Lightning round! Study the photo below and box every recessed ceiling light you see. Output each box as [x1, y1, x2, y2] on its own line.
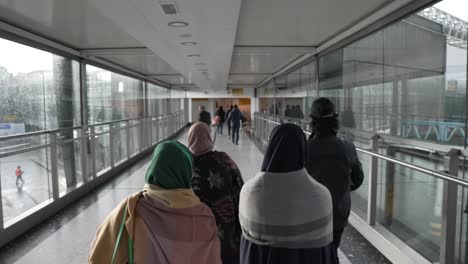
[168, 21, 189, 27]
[181, 41, 197, 46]
[179, 33, 192, 38]
[187, 54, 200, 58]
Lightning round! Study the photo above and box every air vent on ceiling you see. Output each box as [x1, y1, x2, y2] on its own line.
[160, 1, 179, 15]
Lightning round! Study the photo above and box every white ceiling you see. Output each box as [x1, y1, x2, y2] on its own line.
[88, 0, 242, 91]
[0, 0, 408, 91]
[0, 0, 142, 48]
[236, 0, 393, 46]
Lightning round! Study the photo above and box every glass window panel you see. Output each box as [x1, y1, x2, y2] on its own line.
[258, 82, 276, 115]
[0, 37, 81, 224]
[318, 49, 344, 113]
[303, 61, 317, 118]
[376, 149, 446, 262]
[86, 65, 144, 124]
[276, 71, 306, 122]
[0, 38, 81, 133]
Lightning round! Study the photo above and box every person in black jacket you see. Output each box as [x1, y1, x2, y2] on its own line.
[230, 105, 242, 145]
[198, 105, 211, 126]
[305, 98, 364, 256]
[215, 106, 226, 135]
[226, 105, 233, 139]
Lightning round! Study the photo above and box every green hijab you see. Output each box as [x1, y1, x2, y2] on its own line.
[145, 140, 193, 189]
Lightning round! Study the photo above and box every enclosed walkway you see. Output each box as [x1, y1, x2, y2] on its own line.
[0, 129, 391, 264]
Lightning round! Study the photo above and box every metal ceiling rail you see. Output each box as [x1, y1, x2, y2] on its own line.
[418, 7, 468, 49]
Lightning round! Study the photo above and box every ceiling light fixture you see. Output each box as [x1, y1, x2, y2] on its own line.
[179, 33, 192, 38]
[195, 62, 206, 66]
[187, 54, 200, 58]
[180, 41, 197, 46]
[168, 21, 189, 27]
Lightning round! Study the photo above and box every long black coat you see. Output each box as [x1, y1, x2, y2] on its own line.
[306, 135, 364, 231]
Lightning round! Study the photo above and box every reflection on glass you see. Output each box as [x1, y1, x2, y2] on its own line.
[258, 82, 276, 115]
[276, 71, 306, 122]
[148, 83, 170, 116]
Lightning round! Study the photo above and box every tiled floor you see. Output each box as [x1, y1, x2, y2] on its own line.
[0, 130, 386, 264]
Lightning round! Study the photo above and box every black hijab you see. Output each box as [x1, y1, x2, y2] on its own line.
[261, 123, 307, 173]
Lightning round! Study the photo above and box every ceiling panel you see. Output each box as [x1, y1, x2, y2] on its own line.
[236, 0, 393, 46]
[228, 74, 270, 85]
[152, 74, 192, 86]
[0, 0, 143, 48]
[230, 47, 315, 74]
[97, 53, 180, 76]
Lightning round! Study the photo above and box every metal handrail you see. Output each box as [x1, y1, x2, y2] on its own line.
[358, 148, 468, 188]
[0, 113, 181, 158]
[0, 137, 78, 159]
[88, 111, 181, 127]
[89, 116, 144, 127]
[254, 113, 468, 188]
[0, 126, 81, 141]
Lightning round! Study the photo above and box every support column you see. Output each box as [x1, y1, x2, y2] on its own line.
[390, 79, 399, 136]
[440, 149, 460, 264]
[52, 56, 76, 188]
[367, 135, 379, 225]
[384, 145, 396, 226]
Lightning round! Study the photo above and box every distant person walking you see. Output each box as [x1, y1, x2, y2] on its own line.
[198, 105, 211, 126]
[284, 105, 291, 117]
[215, 106, 226, 135]
[230, 105, 242, 145]
[15, 166, 24, 188]
[226, 105, 234, 139]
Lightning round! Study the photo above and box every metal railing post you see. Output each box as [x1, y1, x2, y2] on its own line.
[147, 117, 153, 148]
[155, 118, 160, 143]
[109, 123, 114, 169]
[440, 149, 460, 264]
[0, 157, 4, 230]
[50, 133, 59, 200]
[171, 113, 175, 133]
[367, 135, 379, 225]
[126, 121, 131, 159]
[80, 129, 89, 183]
[90, 126, 97, 179]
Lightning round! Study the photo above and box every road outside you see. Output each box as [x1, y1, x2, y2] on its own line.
[1, 150, 67, 224]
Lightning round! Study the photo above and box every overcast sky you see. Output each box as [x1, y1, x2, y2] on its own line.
[435, 0, 468, 21]
[0, 0, 466, 75]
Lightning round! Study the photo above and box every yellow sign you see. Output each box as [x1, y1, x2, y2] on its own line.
[231, 88, 244, 96]
[447, 80, 458, 92]
[4, 114, 16, 122]
[238, 98, 250, 106]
